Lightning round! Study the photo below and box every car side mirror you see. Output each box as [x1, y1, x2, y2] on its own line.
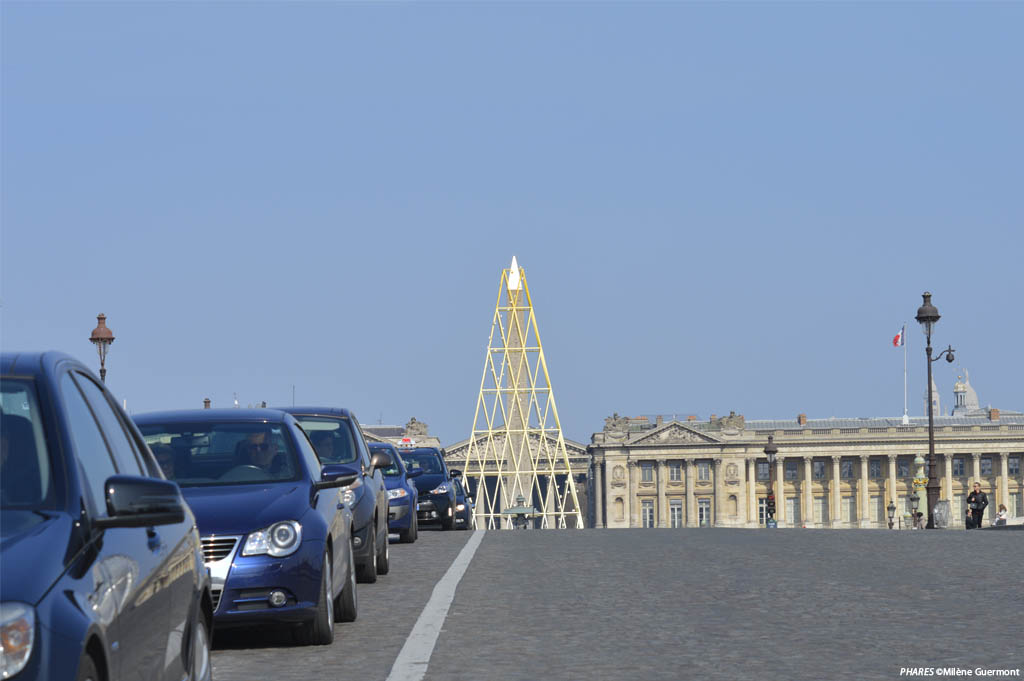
[317, 464, 359, 490]
[406, 469, 423, 479]
[92, 475, 186, 530]
[448, 468, 462, 478]
[369, 451, 393, 472]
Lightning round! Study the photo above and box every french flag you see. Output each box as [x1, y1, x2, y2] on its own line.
[893, 325, 905, 347]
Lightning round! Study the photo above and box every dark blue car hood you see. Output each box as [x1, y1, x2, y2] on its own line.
[0, 512, 73, 606]
[181, 482, 311, 536]
[383, 475, 408, 491]
[410, 473, 447, 494]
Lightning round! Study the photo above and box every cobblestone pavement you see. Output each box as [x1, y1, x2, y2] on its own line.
[211, 528, 1023, 681]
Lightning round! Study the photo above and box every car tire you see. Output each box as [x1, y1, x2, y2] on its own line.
[376, 524, 390, 575]
[295, 550, 334, 646]
[400, 512, 417, 543]
[190, 615, 212, 681]
[441, 509, 455, 531]
[75, 654, 100, 681]
[335, 541, 358, 623]
[355, 527, 378, 584]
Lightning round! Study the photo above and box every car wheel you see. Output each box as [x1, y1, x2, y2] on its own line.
[75, 654, 100, 681]
[190, 615, 212, 681]
[295, 550, 334, 645]
[441, 509, 455, 531]
[376, 524, 390, 575]
[335, 540, 358, 622]
[356, 527, 378, 584]
[400, 512, 417, 543]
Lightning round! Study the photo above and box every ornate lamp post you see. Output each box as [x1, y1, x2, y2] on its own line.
[763, 436, 778, 528]
[887, 500, 897, 529]
[89, 313, 115, 383]
[915, 292, 955, 529]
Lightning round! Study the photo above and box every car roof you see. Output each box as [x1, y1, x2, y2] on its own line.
[133, 408, 295, 425]
[396, 446, 443, 456]
[1, 351, 79, 377]
[278, 406, 356, 419]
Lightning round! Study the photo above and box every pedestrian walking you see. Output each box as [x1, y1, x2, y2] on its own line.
[966, 482, 988, 530]
[993, 504, 1008, 527]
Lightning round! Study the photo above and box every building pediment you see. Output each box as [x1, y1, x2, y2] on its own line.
[632, 423, 721, 445]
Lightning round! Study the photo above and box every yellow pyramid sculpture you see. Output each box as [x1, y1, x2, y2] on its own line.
[462, 257, 584, 529]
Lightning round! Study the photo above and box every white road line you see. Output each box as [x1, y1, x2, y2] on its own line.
[385, 530, 485, 681]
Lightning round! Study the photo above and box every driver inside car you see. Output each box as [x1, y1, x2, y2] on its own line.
[241, 429, 288, 476]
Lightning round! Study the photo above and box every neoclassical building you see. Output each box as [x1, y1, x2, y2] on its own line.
[589, 378, 1023, 530]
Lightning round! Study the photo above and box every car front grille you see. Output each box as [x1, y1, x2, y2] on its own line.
[200, 535, 240, 564]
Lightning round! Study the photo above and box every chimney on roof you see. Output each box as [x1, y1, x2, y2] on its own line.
[656, 415, 663, 426]
[687, 415, 697, 422]
[989, 408, 1000, 421]
[797, 413, 808, 426]
[203, 398, 211, 409]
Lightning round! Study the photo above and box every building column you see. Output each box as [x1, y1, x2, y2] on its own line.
[887, 454, 898, 513]
[802, 457, 813, 527]
[627, 461, 637, 528]
[713, 458, 724, 527]
[747, 457, 757, 526]
[971, 453, 982, 489]
[831, 456, 842, 528]
[942, 453, 953, 503]
[656, 459, 668, 528]
[593, 459, 604, 528]
[775, 458, 785, 525]
[685, 459, 697, 527]
[858, 455, 870, 528]
[999, 452, 1010, 510]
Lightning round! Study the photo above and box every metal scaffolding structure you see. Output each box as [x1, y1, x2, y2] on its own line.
[462, 257, 584, 529]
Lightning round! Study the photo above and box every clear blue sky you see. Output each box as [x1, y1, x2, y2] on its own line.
[2, 2, 1021, 445]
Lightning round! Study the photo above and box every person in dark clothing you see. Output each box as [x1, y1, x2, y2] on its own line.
[966, 482, 988, 529]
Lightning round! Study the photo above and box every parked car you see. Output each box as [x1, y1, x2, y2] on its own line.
[370, 442, 420, 542]
[0, 351, 213, 681]
[452, 475, 474, 530]
[396, 447, 460, 530]
[281, 408, 391, 583]
[133, 409, 358, 645]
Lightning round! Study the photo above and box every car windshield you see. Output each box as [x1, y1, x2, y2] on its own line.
[372, 448, 403, 477]
[399, 449, 443, 474]
[0, 378, 56, 510]
[292, 416, 359, 465]
[138, 422, 300, 487]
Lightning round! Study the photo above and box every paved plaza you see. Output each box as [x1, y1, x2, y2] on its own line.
[212, 528, 1023, 681]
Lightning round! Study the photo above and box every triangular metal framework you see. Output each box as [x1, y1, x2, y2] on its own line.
[463, 257, 584, 529]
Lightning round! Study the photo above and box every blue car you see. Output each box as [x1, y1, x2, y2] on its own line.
[281, 408, 392, 584]
[370, 442, 420, 543]
[134, 409, 359, 646]
[0, 352, 213, 681]
[397, 447, 461, 530]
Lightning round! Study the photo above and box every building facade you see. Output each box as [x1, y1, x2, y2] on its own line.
[590, 408, 1024, 530]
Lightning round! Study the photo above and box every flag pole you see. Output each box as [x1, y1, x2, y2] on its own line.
[902, 321, 909, 425]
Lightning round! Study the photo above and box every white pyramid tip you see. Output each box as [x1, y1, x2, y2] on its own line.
[507, 256, 522, 291]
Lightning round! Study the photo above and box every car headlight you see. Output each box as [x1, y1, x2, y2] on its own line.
[242, 520, 302, 557]
[429, 482, 450, 495]
[456, 503, 466, 511]
[388, 488, 408, 500]
[341, 477, 364, 506]
[0, 603, 35, 678]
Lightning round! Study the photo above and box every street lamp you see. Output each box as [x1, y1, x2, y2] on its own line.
[915, 292, 955, 529]
[910, 491, 921, 528]
[887, 500, 897, 529]
[89, 313, 115, 383]
[763, 436, 778, 528]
